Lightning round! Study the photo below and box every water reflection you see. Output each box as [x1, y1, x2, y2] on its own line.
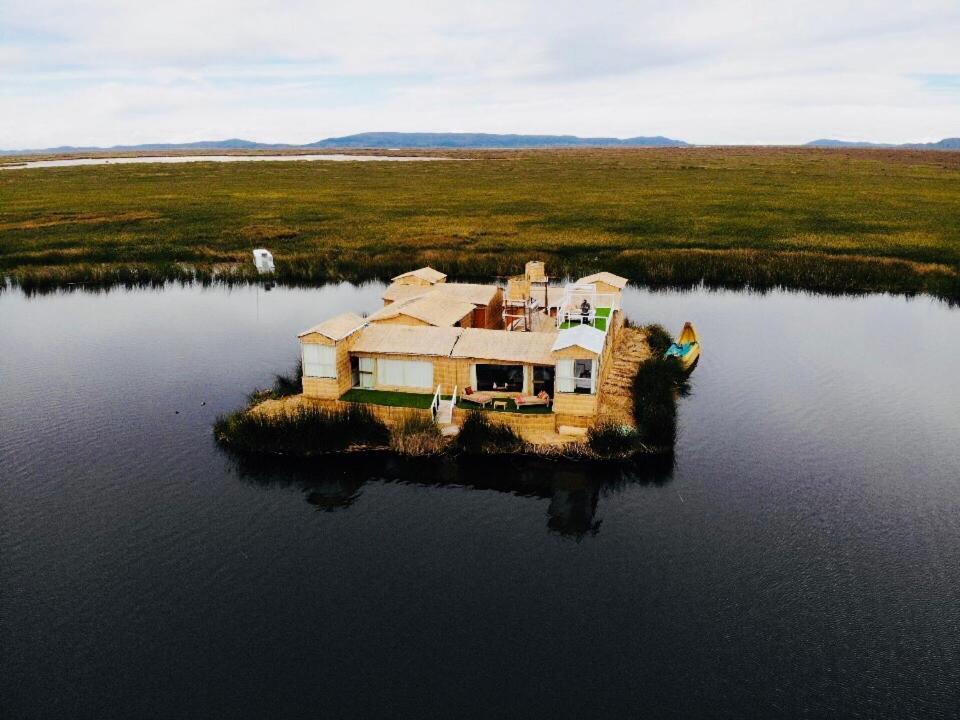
[233, 454, 674, 538]
[6, 283, 960, 718]
[0, 153, 450, 170]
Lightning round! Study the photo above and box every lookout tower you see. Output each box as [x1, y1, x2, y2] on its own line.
[503, 260, 551, 331]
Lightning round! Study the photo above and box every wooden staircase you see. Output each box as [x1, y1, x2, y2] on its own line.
[596, 327, 651, 427]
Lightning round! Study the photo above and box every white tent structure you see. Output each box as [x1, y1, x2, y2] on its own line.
[252, 249, 275, 274]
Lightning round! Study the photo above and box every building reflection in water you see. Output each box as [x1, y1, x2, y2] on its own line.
[233, 453, 673, 540]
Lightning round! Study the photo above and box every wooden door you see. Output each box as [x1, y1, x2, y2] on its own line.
[472, 306, 487, 328]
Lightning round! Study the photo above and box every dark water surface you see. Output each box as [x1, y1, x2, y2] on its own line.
[2, 283, 959, 719]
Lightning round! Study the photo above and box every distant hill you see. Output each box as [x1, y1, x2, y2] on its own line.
[0, 132, 688, 155]
[307, 132, 689, 148]
[806, 138, 960, 150]
[0, 138, 293, 155]
[5, 133, 958, 155]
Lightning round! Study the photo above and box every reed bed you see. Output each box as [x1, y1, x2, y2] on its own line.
[631, 355, 690, 449]
[587, 422, 647, 458]
[642, 323, 675, 356]
[3, 148, 959, 299]
[247, 361, 304, 404]
[214, 404, 390, 456]
[454, 411, 526, 455]
[389, 412, 447, 457]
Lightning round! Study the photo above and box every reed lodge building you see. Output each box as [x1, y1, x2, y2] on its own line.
[297, 262, 633, 437]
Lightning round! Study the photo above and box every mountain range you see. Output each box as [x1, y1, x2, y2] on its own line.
[2, 133, 959, 154]
[0, 132, 689, 155]
[805, 138, 960, 150]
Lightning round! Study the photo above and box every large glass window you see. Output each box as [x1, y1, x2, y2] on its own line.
[376, 359, 434, 389]
[475, 364, 524, 393]
[302, 343, 336, 378]
[555, 358, 594, 394]
[533, 366, 554, 396]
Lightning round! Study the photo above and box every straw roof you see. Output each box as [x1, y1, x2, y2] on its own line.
[297, 312, 366, 341]
[528, 311, 557, 333]
[352, 325, 463, 356]
[367, 294, 474, 327]
[382, 280, 499, 306]
[552, 325, 606, 355]
[432, 282, 499, 306]
[528, 285, 563, 308]
[451, 328, 558, 365]
[577, 271, 629, 289]
[391, 266, 447, 284]
[405, 296, 475, 326]
[365, 303, 405, 322]
[381, 283, 431, 303]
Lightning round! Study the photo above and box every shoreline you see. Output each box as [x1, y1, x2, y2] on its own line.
[5, 248, 959, 302]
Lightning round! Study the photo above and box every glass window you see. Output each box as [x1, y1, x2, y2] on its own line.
[302, 343, 336, 378]
[375, 359, 434, 389]
[475, 364, 524, 392]
[574, 359, 594, 393]
[556, 358, 594, 394]
[533, 366, 554, 396]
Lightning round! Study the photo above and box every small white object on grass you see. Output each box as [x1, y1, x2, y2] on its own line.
[252, 249, 275, 274]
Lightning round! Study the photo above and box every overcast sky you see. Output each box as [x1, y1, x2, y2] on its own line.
[1, 0, 959, 148]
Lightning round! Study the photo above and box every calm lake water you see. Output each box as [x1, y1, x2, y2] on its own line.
[2, 282, 959, 719]
[0, 154, 449, 170]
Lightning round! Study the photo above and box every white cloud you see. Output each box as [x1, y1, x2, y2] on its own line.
[1, 0, 959, 147]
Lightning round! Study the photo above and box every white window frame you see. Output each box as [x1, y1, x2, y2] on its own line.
[555, 358, 595, 394]
[302, 343, 337, 379]
[357, 357, 375, 389]
[375, 358, 434, 389]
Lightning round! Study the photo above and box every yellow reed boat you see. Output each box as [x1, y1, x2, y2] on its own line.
[665, 322, 700, 370]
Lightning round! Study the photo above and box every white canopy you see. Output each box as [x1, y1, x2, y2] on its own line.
[551, 324, 606, 356]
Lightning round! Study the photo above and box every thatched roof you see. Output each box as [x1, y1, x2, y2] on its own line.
[451, 328, 558, 365]
[298, 312, 366, 341]
[528, 311, 557, 332]
[382, 283, 431, 303]
[528, 285, 563, 308]
[382, 281, 500, 307]
[391, 266, 447, 284]
[367, 294, 475, 327]
[352, 325, 463, 356]
[577, 271, 629, 290]
[433, 282, 500, 306]
[552, 325, 606, 355]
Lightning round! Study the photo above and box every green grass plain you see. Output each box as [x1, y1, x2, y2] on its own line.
[1, 147, 958, 297]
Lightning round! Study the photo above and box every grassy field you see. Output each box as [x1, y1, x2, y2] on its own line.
[1, 147, 959, 298]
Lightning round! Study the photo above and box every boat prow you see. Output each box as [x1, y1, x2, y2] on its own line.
[665, 321, 700, 370]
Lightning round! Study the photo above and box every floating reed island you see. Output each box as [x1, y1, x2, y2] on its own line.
[214, 262, 694, 463]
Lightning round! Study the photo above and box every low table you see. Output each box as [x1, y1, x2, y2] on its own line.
[492, 400, 508, 411]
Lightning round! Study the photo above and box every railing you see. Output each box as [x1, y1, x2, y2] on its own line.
[429, 384, 442, 420]
[555, 375, 596, 394]
[557, 309, 597, 328]
[435, 385, 457, 425]
[554, 285, 620, 330]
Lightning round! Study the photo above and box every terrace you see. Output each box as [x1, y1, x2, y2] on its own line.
[554, 284, 618, 333]
[559, 306, 611, 331]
